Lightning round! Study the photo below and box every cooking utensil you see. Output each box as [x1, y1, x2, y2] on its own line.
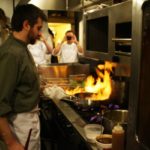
[95, 134, 112, 150]
[62, 92, 110, 109]
[84, 124, 104, 143]
[75, 92, 110, 105]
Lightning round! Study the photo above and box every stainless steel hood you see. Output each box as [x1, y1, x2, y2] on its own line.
[17, 0, 67, 10]
[68, 0, 112, 11]
[17, 0, 111, 11]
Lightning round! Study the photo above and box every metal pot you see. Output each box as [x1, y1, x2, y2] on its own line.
[102, 109, 128, 133]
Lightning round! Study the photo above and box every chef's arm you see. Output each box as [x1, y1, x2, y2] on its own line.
[0, 117, 24, 150]
[53, 42, 62, 55]
[43, 39, 53, 54]
[40, 33, 53, 54]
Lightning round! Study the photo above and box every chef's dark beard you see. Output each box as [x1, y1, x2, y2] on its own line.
[28, 30, 37, 44]
[29, 38, 36, 44]
[28, 34, 36, 44]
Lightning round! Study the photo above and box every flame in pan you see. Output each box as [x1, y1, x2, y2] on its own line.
[65, 61, 116, 100]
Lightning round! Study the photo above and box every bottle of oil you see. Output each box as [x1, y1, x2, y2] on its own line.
[112, 123, 125, 150]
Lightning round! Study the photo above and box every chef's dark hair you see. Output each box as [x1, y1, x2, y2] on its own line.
[48, 28, 54, 38]
[11, 4, 47, 31]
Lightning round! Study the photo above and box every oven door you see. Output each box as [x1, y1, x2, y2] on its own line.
[127, 0, 150, 150]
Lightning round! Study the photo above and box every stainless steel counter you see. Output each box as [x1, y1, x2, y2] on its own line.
[50, 98, 98, 150]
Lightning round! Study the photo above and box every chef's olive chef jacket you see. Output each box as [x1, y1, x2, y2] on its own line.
[0, 35, 40, 117]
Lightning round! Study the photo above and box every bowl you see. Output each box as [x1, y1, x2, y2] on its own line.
[95, 134, 112, 150]
[84, 124, 104, 143]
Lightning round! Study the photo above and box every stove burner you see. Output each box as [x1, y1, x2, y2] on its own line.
[62, 99, 119, 124]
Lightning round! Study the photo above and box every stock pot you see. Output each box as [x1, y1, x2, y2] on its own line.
[102, 109, 128, 133]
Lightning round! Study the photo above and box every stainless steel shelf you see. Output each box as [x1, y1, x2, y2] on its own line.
[115, 51, 131, 56]
[112, 38, 132, 46]
[112, 38, 132, 43]
[112, 38, 132, 42]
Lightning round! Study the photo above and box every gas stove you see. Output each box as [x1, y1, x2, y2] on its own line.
[61, 99, 120, 125]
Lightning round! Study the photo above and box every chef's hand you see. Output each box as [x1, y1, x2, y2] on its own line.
[73, 35, 78, 44]
[39, 33, 47, 42]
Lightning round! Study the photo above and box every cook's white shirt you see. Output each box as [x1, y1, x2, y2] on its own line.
[28, 41, 48, 66]
[58, 43, 80, 63]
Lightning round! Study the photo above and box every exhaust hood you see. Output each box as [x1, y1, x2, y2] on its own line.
[17, 0, 111, 11]
[18, 0, 67, 10]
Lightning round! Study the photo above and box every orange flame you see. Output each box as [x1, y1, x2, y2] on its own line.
[65, 61, 116, 101]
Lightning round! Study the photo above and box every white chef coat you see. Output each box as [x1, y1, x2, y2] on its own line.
[28, 40, 50, 66]
[57, 43, 81, 63]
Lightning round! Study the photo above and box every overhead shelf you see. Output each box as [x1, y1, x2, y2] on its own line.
[112, 38, 132, 46]
[68, 0, 112, 11]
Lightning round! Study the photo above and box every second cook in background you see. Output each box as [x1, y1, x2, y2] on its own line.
[53, 30, 83, 63]
[28, 30, 53, 66]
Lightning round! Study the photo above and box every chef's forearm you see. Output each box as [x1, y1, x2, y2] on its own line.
[0, 117, 17, 146]
[43, 40, 53, 54]
[53, 43, 62, 55]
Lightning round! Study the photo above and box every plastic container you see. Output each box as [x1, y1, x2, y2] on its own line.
[112, 123, 125, 150]
[84, 124, 104, 143]
[95, 134, 112, 150]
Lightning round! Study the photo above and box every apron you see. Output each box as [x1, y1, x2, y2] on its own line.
[9, 107, 40, 150]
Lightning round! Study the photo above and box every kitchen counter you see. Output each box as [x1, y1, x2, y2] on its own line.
[44, 98, 98, 150]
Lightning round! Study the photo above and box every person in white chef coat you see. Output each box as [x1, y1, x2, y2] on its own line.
[28, 30, 53, 66]
[53, 30, 83, 63]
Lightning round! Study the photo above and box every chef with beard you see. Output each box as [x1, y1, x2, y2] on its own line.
[0, 4, 47, 150]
